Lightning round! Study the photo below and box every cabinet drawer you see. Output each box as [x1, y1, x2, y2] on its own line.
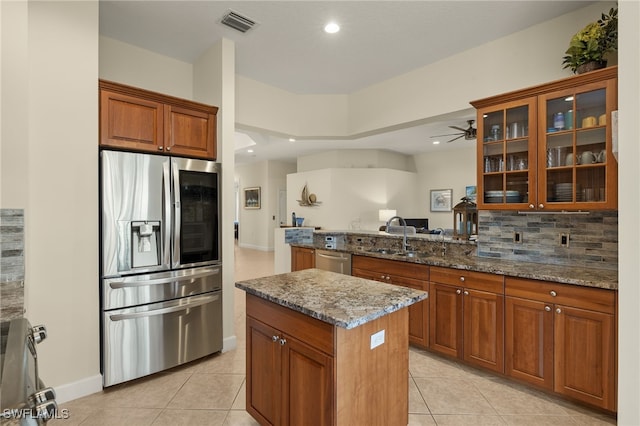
[246, 294, 335, 355]
[430, 266, 504, 294]
[352, 255, 429, 280]
[505, 277, 616, 314]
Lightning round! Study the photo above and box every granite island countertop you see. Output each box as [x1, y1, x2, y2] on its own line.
[235, 268, 428, 329]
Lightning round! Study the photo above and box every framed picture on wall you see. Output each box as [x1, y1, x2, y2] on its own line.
[430, 189, 452, 212]
[465, 185, 477, 203]
[244, 187, 261, 209]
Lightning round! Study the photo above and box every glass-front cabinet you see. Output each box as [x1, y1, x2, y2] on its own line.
[477, 99, 536, 209]
[472, 66, 617, 211]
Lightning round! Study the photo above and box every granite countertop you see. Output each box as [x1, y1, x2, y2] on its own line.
[235, 268, 428, 329]
[291, 233, 618, 290]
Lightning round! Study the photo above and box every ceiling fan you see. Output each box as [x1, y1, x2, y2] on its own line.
[430, 119, 477, 143]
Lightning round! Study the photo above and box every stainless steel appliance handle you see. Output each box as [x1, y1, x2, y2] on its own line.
[171, 159, 182, 268]
[162, 160, 172, 267]
[109, 293, 220, 321]
[316, 252, 348, 260]
[109, 268, 220, 289]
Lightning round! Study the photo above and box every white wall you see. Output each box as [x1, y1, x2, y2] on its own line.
[617, 1, 640, 424]
[287, 168, 419, 231]
[414, 145, 477, 230]
[297, 149, 416, 173]
[99, 36, 193, 99]
[235, 160, 296, 250]
[1, 1, 102, 402]
[192, 39, 237, 352]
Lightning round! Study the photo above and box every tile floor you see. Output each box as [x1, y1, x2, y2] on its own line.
[53, 245, 617, 425]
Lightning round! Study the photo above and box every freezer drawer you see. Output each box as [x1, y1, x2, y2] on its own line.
[102, 291, 222, 387]
[102, 265, 221, 310]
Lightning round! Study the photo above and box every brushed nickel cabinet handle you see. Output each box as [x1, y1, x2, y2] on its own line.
[556, 308, 562, 314]
[456, 289, 462, 295]
[544, 306, 551, 312]
[550, 290, 557, 297]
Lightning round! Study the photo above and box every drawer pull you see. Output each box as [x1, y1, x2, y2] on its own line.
[459, 276, 465, 282]
[544, 306, 551, 312]
[550, 290, 557, 297]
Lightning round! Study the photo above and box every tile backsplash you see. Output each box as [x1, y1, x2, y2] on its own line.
[477, 210, 618, 270]
[1, 209, 25, 321]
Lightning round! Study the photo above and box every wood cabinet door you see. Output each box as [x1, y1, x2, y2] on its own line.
[429, 283, 462, 358]
[554, 305, 616, 411]
[100, 90, 164, 152]
[391, 275, 428, 349]
[463, 289, 504, 373]
[246, 318, 281, 426]
[282, 336, 334, 426]
[505, 297, 553, 390]
[291, 247, 315, 271]
[164, 105, 216, 159]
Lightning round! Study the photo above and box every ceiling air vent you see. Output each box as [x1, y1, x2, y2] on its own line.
[220, 10, 257, 33]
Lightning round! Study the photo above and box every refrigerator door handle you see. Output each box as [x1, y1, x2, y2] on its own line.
[162, 160, 172, 268]
[109, 293, 220, 321]
[108, 268, 220, 289]
[171, 159, 182, 268]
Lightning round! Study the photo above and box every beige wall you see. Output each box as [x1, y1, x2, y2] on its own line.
[0, 1, 102, 401]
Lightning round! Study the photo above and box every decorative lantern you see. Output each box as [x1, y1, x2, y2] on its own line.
[453, 197, 478, 240]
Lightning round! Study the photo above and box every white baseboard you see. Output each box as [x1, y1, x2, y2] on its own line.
[54, 374, 103, 404]
[223, 335, 237, 352]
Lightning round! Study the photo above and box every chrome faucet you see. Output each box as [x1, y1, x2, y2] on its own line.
[434, 228, 446, 256]
[385, 216, 410, 253]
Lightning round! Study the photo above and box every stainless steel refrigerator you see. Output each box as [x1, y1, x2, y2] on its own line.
[100, 150, 222, 387]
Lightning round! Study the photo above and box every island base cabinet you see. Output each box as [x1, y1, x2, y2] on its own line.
[245, 294, 410, 426]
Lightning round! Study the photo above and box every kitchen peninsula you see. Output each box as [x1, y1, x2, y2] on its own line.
[235, 268, 428, 426]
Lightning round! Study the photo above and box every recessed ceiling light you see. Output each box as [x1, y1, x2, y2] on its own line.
[289, 138, 296, 142]
[432, 141, 441, 145]
[324, 22, 340, 34]
[247, 149, 254, 153]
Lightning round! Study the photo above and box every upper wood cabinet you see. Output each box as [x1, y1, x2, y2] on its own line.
[99, 80, 218, 160]
[471, 66, 617, 211]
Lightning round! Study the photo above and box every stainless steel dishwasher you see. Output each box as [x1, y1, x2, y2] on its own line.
[315, 249, 352, 275]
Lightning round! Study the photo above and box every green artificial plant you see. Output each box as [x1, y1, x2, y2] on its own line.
[562, 7, 618, 73]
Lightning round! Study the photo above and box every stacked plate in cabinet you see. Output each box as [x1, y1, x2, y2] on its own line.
[485, 190, 521, 203]
[554, 183, 574, 202]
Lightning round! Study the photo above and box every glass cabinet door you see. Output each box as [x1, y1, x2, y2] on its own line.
[478, 99, 535, 208]
[539, 83, 611, 209]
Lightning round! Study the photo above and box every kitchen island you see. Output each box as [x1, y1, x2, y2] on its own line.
[235, 268, 428, 426]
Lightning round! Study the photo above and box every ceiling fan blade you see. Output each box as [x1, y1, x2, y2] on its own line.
[448, 125, 468, 132]
[430, 132, 463, 138]
[446, 134, 465, 143]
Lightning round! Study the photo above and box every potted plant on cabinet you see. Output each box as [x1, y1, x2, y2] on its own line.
[562, 7, 618, 74]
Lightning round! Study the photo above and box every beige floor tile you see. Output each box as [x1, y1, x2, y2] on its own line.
[167, 374, 245, 410]
[70, 372, 192, 409]
[408, 413, 437, 425]
[47, 405, 91, 426]
[232, 380, 247, 410]
[569, 414, 617, 425]
[500, 414, 581, 425]
[223, 409, 261, 426]
[150, 409, 228, 425]
[409, 378, 430, 414]
[413, 377, 498, 415]
[473, 377, 573, 416]
[195, 349, 246, 375]
[409, 349, 468, 379]
[76, 407, 161, 426]
[432, 414, 507, 425]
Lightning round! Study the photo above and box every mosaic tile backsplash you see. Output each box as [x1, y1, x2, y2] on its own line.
[477, 210, 617, 270]
[1, 209, 25, 321]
